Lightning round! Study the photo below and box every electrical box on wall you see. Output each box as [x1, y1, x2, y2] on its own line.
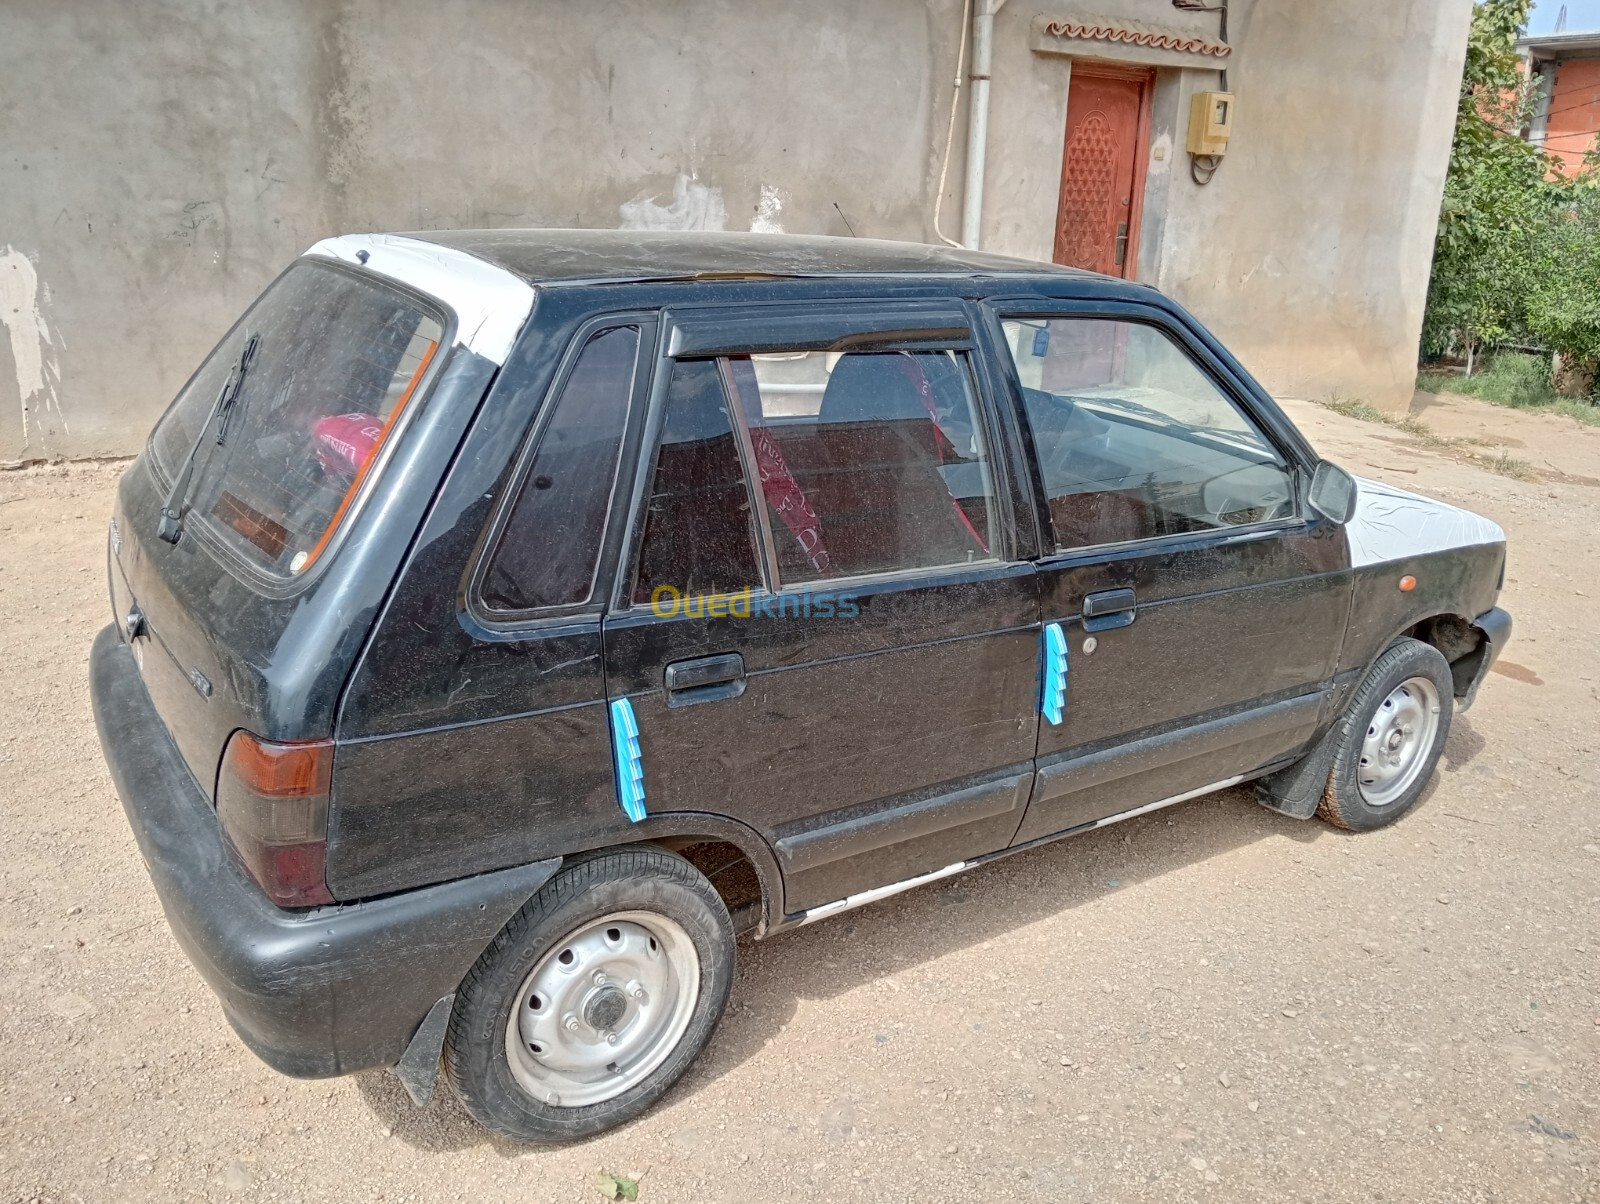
[1187, 91, 1234, 156]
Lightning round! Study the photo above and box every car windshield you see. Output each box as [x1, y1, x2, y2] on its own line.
[150, 262, 444, 579]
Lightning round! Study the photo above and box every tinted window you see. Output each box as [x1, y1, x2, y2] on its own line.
[482, 325, 641, 612]
[726, 349, 996, 583]
[150, 262, 444, 577]
[632, 359, 762, 604]
[1001, 318, 1295, 550]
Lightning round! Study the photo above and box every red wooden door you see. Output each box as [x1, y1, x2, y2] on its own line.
[1053, 71, 1149, 277]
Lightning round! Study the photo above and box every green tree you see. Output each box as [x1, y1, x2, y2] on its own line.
[1423, 0, 1552, 367]
[1526, 192, 1600, 367]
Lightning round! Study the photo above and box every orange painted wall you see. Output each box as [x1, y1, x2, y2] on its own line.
[1542, 57, 1600, 175]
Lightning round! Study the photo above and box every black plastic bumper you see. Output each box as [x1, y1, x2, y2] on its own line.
[89, 624, 560, 1077]
[1459, 606, 1513, 711]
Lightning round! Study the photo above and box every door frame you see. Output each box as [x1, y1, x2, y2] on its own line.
[974, 295, 1348, 844]
[1053, 62, 1155, 280]
[608, 299, 1041, 612]
[598, 298, 1047, 916]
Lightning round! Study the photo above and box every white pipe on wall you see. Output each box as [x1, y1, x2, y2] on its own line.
[960, 0, 1005, 249]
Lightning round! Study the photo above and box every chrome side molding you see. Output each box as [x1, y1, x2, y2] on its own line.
[796, 861, 969, 926]
[793, 775, 1246, 926]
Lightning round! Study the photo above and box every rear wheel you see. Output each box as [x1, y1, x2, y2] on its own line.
[1318, 638, 1453, 831]
[445, 847, 734, 1142]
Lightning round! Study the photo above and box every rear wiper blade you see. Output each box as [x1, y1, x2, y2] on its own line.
[157, 333, 259, 545]
[212, 332, 260, 449]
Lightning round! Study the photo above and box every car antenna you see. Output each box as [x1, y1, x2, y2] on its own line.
[833, 202, 858, 237]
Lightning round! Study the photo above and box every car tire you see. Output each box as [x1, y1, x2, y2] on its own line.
[1318, 637, 1454, 832]
[445, 846, 734, 1143]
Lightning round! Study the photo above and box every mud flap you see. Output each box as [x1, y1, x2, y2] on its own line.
[1253, 721, 1342, 820]
[391, 994, 454, 1107]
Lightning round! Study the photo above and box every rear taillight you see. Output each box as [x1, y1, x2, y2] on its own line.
[215, 732, 335, 907]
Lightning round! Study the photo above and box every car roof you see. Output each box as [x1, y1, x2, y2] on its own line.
[402, 228, 1098, 287]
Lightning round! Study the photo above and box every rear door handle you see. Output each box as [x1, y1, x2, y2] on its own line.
[664, 653, 746, 707]
[1082, 588, 1137, 632]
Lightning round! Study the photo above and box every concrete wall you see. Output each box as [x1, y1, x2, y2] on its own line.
[0, 0, 1468, 462]
[1, 0, 958, 461]
[1, 1, 335, 461]
[980, 0, 1473, 413]
[1149, 0, 1472, 413]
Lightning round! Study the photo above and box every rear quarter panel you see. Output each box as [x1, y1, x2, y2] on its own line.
[107, 349, 499, 797]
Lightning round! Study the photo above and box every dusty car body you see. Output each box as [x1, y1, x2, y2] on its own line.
[90, 230, 1510, 1140]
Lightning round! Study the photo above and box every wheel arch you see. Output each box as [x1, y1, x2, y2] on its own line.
[1399, 612, 1490, 701]
[581, 811, 786, 937]
[1259, 618, 1473, 822]
[1346, 611, 1485, 707]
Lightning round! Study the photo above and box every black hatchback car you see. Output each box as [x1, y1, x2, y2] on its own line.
[92, 230, 1511, 1141]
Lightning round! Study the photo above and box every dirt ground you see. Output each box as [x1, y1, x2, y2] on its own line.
[1, 390, 1596, 1203]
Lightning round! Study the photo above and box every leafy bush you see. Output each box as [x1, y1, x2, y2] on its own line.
[1421, 352, 1552, 405]
[1418, 351, 1600, 423]
[1525, 196, 1600, 364]
[1424, 0, 1542, 357]
[1423, 1, 1600, 371]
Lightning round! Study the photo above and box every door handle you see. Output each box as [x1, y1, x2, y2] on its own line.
[1114, 222, 1129, 269]
[664, 653, 746, 707]
[1082, 588, 1137, 632]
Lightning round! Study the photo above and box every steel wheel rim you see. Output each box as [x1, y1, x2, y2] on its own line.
[1358, 676, 1442, 808]
[504, 910, 700, 1108]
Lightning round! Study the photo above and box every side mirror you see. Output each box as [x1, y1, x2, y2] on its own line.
[1308, 460, 1358, 524]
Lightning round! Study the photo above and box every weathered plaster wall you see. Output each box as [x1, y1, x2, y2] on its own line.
[0, 0, 952, 461]
[0, 1, 335, 462]
[321, 0, 942, 240]
[980, 0, 1473, 413]
[0, 0, 1466, 460]
[1146, 0, 1473, 412]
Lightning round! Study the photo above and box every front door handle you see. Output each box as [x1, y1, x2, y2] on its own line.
[1082, 588, 1137, 632]
[664, 653, 746, 707]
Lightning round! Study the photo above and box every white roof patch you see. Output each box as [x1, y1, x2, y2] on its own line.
[303, 233, 534, 366]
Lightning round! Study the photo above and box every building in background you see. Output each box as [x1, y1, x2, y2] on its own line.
[1519, 27, 1600, 174]
[0, 0, 1473, 462]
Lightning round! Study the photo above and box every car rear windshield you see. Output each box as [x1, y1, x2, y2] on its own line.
[150, 260, 445, 579]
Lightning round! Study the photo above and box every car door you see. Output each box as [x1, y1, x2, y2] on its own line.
[601, 302, 1042, 918]
[986, 302, 1352, 845]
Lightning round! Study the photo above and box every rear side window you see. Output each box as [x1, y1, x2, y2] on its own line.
[726, 350, 996, 582]
[631, 359, 762, 604]
[481, 325, 642, 612]
[629, 344, 998, 607]
[151, 261, 444, 578]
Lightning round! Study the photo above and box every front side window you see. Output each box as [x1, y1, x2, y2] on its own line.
[1001, 318, 1295, 551]
[481, 325, 641, 612]
[151, 261, 444, 577]
[726, 349, 996, 582]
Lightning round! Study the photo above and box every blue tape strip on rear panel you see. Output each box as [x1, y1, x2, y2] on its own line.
[609, 698, 647, 823]
[1040, 622, 1067, 726]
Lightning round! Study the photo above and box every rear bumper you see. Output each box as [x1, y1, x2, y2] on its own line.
[89, 624, 560, 1077]
[1458, 606, 1513, 711]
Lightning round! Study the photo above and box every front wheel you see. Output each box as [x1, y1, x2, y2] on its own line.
[445, 847, 734, 1142]
[1318, 637, 1454, 831]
